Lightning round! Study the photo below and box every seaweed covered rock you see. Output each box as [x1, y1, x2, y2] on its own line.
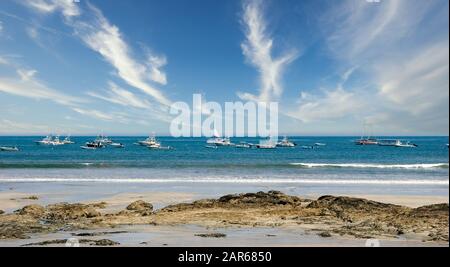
[218, 191, 305, 206]
[126, 200, 153, 216]
[307, 196, 405, 213]
[16, 205, 46, 218]
[44, 203, 101, 221]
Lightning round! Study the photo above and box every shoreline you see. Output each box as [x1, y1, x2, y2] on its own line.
[0, 190, 448, 247]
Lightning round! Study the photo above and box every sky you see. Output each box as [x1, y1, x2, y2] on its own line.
[0, 0, 448, 136]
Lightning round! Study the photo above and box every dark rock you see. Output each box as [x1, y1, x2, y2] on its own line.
[318, 232, 332, 238]
[195, 233, 227, 238]
[22, 239, 68, 247]
[0, 210, 4, 215]
[307, 196, 404, 213]
[21, 196, 39, 200]
[80, 239, 120, 246]
[72, 231, 128, 237]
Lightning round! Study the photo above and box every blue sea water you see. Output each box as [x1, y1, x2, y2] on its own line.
[0, 136, 448, 197]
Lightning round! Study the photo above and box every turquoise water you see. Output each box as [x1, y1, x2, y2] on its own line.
[0, 136, 448, 197]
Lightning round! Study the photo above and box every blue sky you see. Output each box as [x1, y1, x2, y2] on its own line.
[0, 0, 448, 136]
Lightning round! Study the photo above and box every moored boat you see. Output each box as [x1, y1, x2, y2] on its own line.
[0, 146, 19, 152]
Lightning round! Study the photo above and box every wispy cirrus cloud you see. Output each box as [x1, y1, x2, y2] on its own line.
[23, 0, 80, 18]
[87, 82, 152, 110]
[72, 4, 171, 106]
[0, 66, 83, 107]
[22, 0, 172, 107]
[292, 0, 449, 134]
[71, 107, 114, 121]
[238, 0, 298, 103]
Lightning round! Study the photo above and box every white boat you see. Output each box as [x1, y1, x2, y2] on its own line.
[206, 130, 232, 146]
[0, 146, 19, 152]
[62, 136, 75, 144]
[148, 145, 172, 150]
[138, 135, 160, 147]
[276, 136, 296, 147]
[355, 124, 378, 145]
[254, 138, 277, 149]
[235, 143, 251, 149]
[51, 136, 65, 146]
[35, 135, 64, 146]
[207, 137, 232, 146]
[35, 135, 54, 145]
[81, 141, 105, 150]
[110, 143, 125, 148]
[95, 135, 112, 145]
[314, 143, 326, 146]
[394, 140, 418, 148]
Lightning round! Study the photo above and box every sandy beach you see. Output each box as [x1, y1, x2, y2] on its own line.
[0, 190, 448, 247]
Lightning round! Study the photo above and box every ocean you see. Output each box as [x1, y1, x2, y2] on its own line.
[0, 136, 448, 199]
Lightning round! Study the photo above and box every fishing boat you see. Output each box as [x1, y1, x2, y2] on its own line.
[355, 138, 378, 145]
[62, 136, 75, 145]
[0, 146, 19, 152]
[95, 135, 112, 145]
[81, 141, 105, 150]
[206, 130, 232, 146]
[110, 143, 125, 148]
[314, 143, 326, 146]
[207, 137, 232, 146]
[35, 135, 54, 145]
[276, 136, 296, 147]
[51, 136, 65, 146]
[394, 140, 418, 148]
[355, 124, 378, 145]
[255, 138, 277, 149]
[138, 135, 160, 147]
[235, 142, 251, 149]
[148, 144, 172, 150]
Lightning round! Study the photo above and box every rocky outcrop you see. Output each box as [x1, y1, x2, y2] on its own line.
[44, 203, 101, 221]
[126, 200, 153, 215]
[219, 191, 307, 206]
[0, 210, 4, 215]
[162, 191, 308, 212]
[307, 196, 405, 213]
[0, 192, 448, 244]
[16, 205, 46, 218]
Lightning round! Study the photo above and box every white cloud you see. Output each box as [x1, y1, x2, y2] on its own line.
[71, 107, 114, 121]
[71, 4, 171, 106]
[87, 82, 152, 109]
[239, 0, 298, 103]
[22, 1, 171, 107]
[377, 41, 449, 115]
[0, 68, 83, 107]
[297, 0, 449, 134]
[147, 54, 168, 85]
[291, 86, 364, 123]
[24, 0, 80, 18]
